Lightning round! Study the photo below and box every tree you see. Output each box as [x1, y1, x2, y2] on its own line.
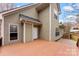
[0, 3, 15, 12]
[63, 22, 72, 39]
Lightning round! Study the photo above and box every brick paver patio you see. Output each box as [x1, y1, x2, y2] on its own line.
[0, 39, 79, 56]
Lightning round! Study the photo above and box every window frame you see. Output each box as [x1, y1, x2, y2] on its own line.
[55, 27, 60, 36]
[54, 13, 58, 20]
[9, 23, 19, 41]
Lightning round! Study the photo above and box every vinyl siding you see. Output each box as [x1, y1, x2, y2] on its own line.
[39, 7, 50, 40]
[51, 3, 63, 41]
[3, 5, 38, 45]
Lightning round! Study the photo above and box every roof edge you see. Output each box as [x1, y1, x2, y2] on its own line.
[0, 3, 38, 16]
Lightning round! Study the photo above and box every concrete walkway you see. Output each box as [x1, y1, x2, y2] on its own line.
[0, 39, 79, 56]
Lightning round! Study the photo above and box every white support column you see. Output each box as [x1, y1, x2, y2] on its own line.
[49, 4, 51, 41]
[23, 23, 26, 43]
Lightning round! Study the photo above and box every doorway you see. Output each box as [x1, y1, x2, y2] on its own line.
[32, 27, 38, 40]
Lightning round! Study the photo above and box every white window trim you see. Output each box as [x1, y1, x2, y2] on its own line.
[9, 23, 19, 42]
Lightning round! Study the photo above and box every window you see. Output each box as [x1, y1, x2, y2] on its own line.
[55, 28, 60, 36]
[53, 9, 58, 20]
[10, 25, 18, 40]
[54, 13, 58, 20]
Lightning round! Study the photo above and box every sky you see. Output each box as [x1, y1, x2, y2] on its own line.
[15, 3, 30, 7]
[59, 3, 79, 23]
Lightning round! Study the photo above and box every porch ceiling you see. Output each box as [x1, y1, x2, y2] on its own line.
[19, 14, 41, 25]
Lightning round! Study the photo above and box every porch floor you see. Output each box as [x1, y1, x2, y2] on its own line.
[0, 39, 79, 56]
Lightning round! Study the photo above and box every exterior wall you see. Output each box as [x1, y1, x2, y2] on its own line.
[4, 12, 23, 45]
[39, 7, 50, 40]
[2, 3, 63, 45]
[3, 5, 38, 45]
[24, 23, 32, 42]
[20, 7, 38, 19]
[51, 3, 63, 41]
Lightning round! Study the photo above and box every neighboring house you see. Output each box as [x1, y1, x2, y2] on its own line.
[70, 23, 79, 32]
[0, 3, 63, 46]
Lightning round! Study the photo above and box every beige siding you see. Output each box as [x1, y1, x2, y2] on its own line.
[21, 7, 38, 19]
[3, 5, 38, 45]
[4, 13, 23, 45]
[51, 3, 63, 41]
[2, 3, 63, 45]
[39, 7, 50, 40]
[24, 23, 32, 42]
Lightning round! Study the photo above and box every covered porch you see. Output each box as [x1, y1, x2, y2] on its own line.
[19, 14, 42, 43]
